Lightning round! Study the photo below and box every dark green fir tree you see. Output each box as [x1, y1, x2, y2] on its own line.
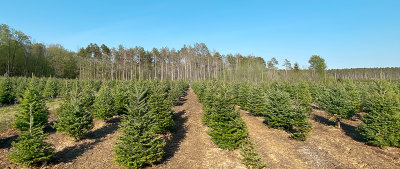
[358, 80, 400, 147]
[114, 85, 164, 169]
[9, 96, 54, 167]
[148, 88, 175, 134]
[53, 90, 93, 139]
[93, 83, 116, 119]
[43, 77, 59, 99]
[13, 79, 49, 131]
[0, 73, 15, 104]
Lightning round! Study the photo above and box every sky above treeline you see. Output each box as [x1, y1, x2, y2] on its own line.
[1, 0, 399, 69]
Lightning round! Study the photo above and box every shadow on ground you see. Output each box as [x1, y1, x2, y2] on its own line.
[44, 121, 57, 134]
[311, 113, 364, 142]
[51, 117, 121, 164]
[0, 121, 57, 149]
[174, 91, 188, 106]
[0, 135, 18, 149]
[160, 110, 188, 163]
[175, 98, 187, 106]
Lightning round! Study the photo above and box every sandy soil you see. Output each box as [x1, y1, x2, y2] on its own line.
[239, 109, 400, 169]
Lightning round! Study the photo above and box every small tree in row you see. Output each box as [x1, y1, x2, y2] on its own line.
[318, 84, 356, 128]
[114, 112, 165, 169]
[114, 84, 164, 168]
[43, 77, 59, 99]
[236, 83, 250, 110]
[264, 89, 312, 140]
[13, 80, 49, 131]
[80, 82, 96, 111]
[193, 82, 248, 149]
[0, 73, 15, 104]
[114, 82, 129, 115]
[9, 79, 54, 166]
[53, 89, 93, 140]
[358, 80, 400, 147]
[291, 82, 313, 113]
[148, 88, 175, 134]
[9, 126, 54, 167]
[246, 85, 267, 116]
[93, 83, 116, 119]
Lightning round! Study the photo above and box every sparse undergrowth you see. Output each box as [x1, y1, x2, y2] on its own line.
[241, 139, 267, 169]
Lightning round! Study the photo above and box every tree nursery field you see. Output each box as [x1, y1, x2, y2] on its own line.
[0, 76, 399, 169]
[1, 3, 400, 167]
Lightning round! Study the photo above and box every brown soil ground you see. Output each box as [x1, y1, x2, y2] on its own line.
[239, 109, 400, 169]
[1, 88, 245, 169]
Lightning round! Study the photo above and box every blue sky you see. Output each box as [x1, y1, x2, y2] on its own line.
[1, 0, 399, 69]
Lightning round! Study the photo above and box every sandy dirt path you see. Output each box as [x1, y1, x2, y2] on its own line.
[152, 87, 245, 169]
[49, 117, 123, 169]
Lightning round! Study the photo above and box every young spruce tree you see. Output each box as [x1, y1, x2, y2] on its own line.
[207, 86, 248, 149]
[247, 85, 266, 116]
[53, 89, 93, 139]
[318, 84, 356, 128]
[81, 82, 96, 111]
[264, 89, 311, 140]
[13, 79, 49, 131]
[237, 83, 250, 110]
[114, 82, 129, 115]
[43, 77, 58, 99]
[9, 94, 54, 166]
[9, 127, 54, 166]
[114, 84, 165, 168]
[358, 80, 400, 147]
[0, 73, 15, 105]
[93, 83, 116, 119]
[148, 87, 175, 134]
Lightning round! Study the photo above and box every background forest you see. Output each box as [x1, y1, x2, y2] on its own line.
[1, 24, 399, 81]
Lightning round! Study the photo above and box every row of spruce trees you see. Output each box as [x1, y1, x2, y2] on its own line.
[5, 77, 104, 167]
[234, 82, 312, 140]
[8, 79, 101, 166]
[232, 79, 400, 147]
[311, 79, 400, 147]
[5, 76, 188, 168]
[9, 78, 54, 166]
[192, 81, 248, 150]
[2, 75, 399, 167]
[192, 81, 267, 168]
[113, 81, 188, 168]
[0, 74, 103, 106]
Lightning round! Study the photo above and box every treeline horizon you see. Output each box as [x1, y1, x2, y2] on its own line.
[1, 23, 399, 81]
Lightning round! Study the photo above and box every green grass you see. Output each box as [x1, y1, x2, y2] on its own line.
[0, 104, 19, 131]
[0, 99, 62, 131]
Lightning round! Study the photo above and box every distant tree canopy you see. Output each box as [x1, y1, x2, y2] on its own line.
[1, 24, 400, 81]
[308, 55, 327, 77]
[0, 24, 76, 78]
[0, 24, 271, 81]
